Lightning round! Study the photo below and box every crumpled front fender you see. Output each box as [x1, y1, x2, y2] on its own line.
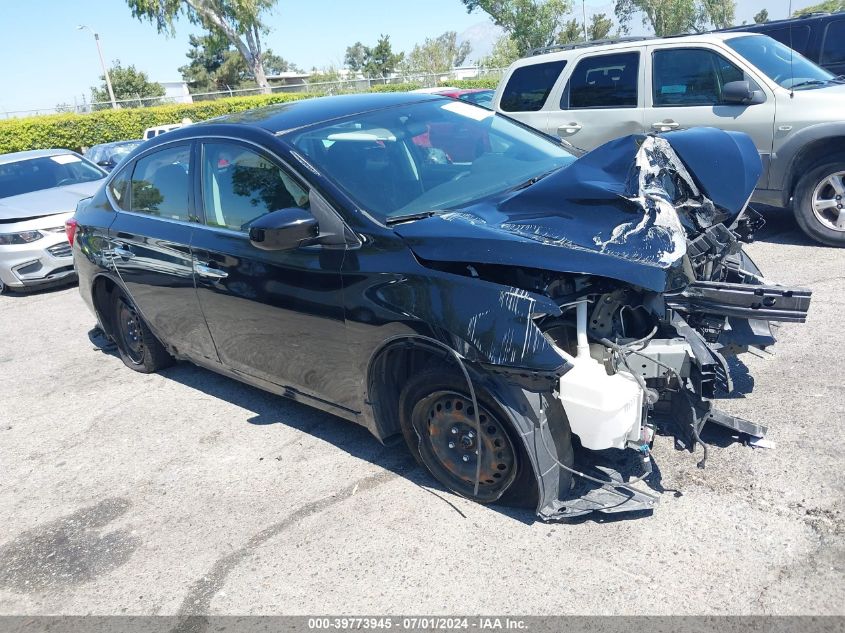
[370, 272, 566, 373]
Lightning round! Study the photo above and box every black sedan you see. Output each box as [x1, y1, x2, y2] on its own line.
[70, 93, 810, 520]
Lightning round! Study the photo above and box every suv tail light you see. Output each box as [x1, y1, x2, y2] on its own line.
[65, 217, 78, 246]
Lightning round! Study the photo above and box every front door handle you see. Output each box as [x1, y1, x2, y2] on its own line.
[652, 120, 680, 131]
[557, 123, 582, 136]
[112, 247, 134, 260]
[194, 263, 228, 280]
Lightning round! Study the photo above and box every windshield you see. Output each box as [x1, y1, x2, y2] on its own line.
[109, 142, 141, 162]
[726, 34, 835, 89]
[0, 154, 105, 199]
[286, 99, 575, 222]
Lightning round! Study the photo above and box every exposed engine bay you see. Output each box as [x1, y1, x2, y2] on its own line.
[393, 127, 812, 520]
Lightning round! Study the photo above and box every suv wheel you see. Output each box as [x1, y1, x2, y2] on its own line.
[794, 161, 845, 247]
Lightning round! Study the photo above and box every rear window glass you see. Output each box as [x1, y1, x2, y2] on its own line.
[129, 145, 195, 222]
[565, 52, 639, 109]
[822, 20, 845, 65]
[500, 60, 566, 112]
[761, 25, 812, 55]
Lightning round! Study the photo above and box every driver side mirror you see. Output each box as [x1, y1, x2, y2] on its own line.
[248, 208, 319, 251]
[722, 81, 765, 105]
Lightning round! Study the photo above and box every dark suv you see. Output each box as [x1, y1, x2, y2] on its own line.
[722, 12, 845, 76]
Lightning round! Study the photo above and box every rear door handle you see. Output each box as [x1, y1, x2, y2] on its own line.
[652, 120, 680, 131]
[557, 123, 582, 136]
[112, 247, 134, 259]
[194, 263, 228, 280]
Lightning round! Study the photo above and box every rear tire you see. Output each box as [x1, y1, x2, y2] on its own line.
[110, 289, 174, 373]
[793, 161, 845, 247]
[398, 367, 542, 506]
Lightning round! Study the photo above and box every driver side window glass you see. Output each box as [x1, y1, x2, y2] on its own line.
[653, 48, 754, 107]
[201, 142, 309, 232]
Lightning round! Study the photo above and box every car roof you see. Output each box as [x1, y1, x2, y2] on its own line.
[90, 140, 142, 150]
[722, 11, 845, 30]
[0, 148, 79, 165]
[193, 92, 445, 135]
[517, 31, 757, 67]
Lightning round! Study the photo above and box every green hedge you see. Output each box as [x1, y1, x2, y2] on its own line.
[442, 78, 501, 90]
[0, 92, 326, 154]
[367, 82, 424, 92]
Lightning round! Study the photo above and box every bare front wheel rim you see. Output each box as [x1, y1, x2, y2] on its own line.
[811, 170, 845, 232]
[411, 390, 518, 502]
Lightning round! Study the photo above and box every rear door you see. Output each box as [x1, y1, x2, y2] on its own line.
[107, 141, 218, 363]
[549, 49, 644, 151]
[496, 59, 567, 136]
[189, 139, 353, 410]
[643, 43, 776, 183]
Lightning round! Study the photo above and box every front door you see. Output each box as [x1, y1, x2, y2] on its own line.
[107, 141, 218, 363]
[189, 140, 352, 409]
[643, 44, 776, 184]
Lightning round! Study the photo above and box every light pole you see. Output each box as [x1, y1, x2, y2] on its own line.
[582, 0, 588, 42]
[77, 25, 117, 109]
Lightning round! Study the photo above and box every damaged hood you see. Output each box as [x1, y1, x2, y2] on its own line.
[0, 179, 104, 223]
[395, 127, 761, 293]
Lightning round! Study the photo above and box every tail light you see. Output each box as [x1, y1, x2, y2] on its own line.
[65, 217, 78, 246]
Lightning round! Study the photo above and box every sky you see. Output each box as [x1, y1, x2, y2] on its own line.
[0, 0, 822, 115]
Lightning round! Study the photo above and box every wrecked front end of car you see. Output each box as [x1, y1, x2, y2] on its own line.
[391, 127, 811, 520]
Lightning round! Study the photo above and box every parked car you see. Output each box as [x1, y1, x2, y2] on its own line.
[438, 88, 495, 108]
[0, 149, 106, 293]
[84, 140, 143, 172]
[720, 12, 845, 76]
[143, 123, 183, 140]
[71, 93, 810, 520]
[493, 33, 845, 246]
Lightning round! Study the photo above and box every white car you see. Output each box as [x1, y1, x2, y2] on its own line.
[142, 123, 183, 140]
[0, 149, 106, 293]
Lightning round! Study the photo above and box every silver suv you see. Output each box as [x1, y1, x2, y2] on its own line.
[494, 32, 845, 246]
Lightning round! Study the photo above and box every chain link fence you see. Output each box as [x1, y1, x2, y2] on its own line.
[3, 68, 507, 119]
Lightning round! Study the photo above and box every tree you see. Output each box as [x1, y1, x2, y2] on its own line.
[308, 65, 341, 84]
[614, 0, 734, 36]
[793, 0, 844, 15]
[91, 60, 165, 105]
[589, 13, 615, 39]
[363, 35, 404, 78]
[556, 12, 614, 44]
[180, 32, 298, 92]
[753, 7, 769, 22]
[557, 18, 583, 44]
[403, 31, 473, 75]
[125, 0, 278, 93]
[480, 35, 520, 67]
[461, 0, 572, 55]
[345, 42, 368, 72]
[179, 32, 233, 92]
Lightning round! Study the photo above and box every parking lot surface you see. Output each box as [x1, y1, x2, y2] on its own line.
[0, 207, 843, 616]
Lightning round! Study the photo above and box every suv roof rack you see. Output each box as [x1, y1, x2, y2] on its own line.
[525, 33, 713, 56]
